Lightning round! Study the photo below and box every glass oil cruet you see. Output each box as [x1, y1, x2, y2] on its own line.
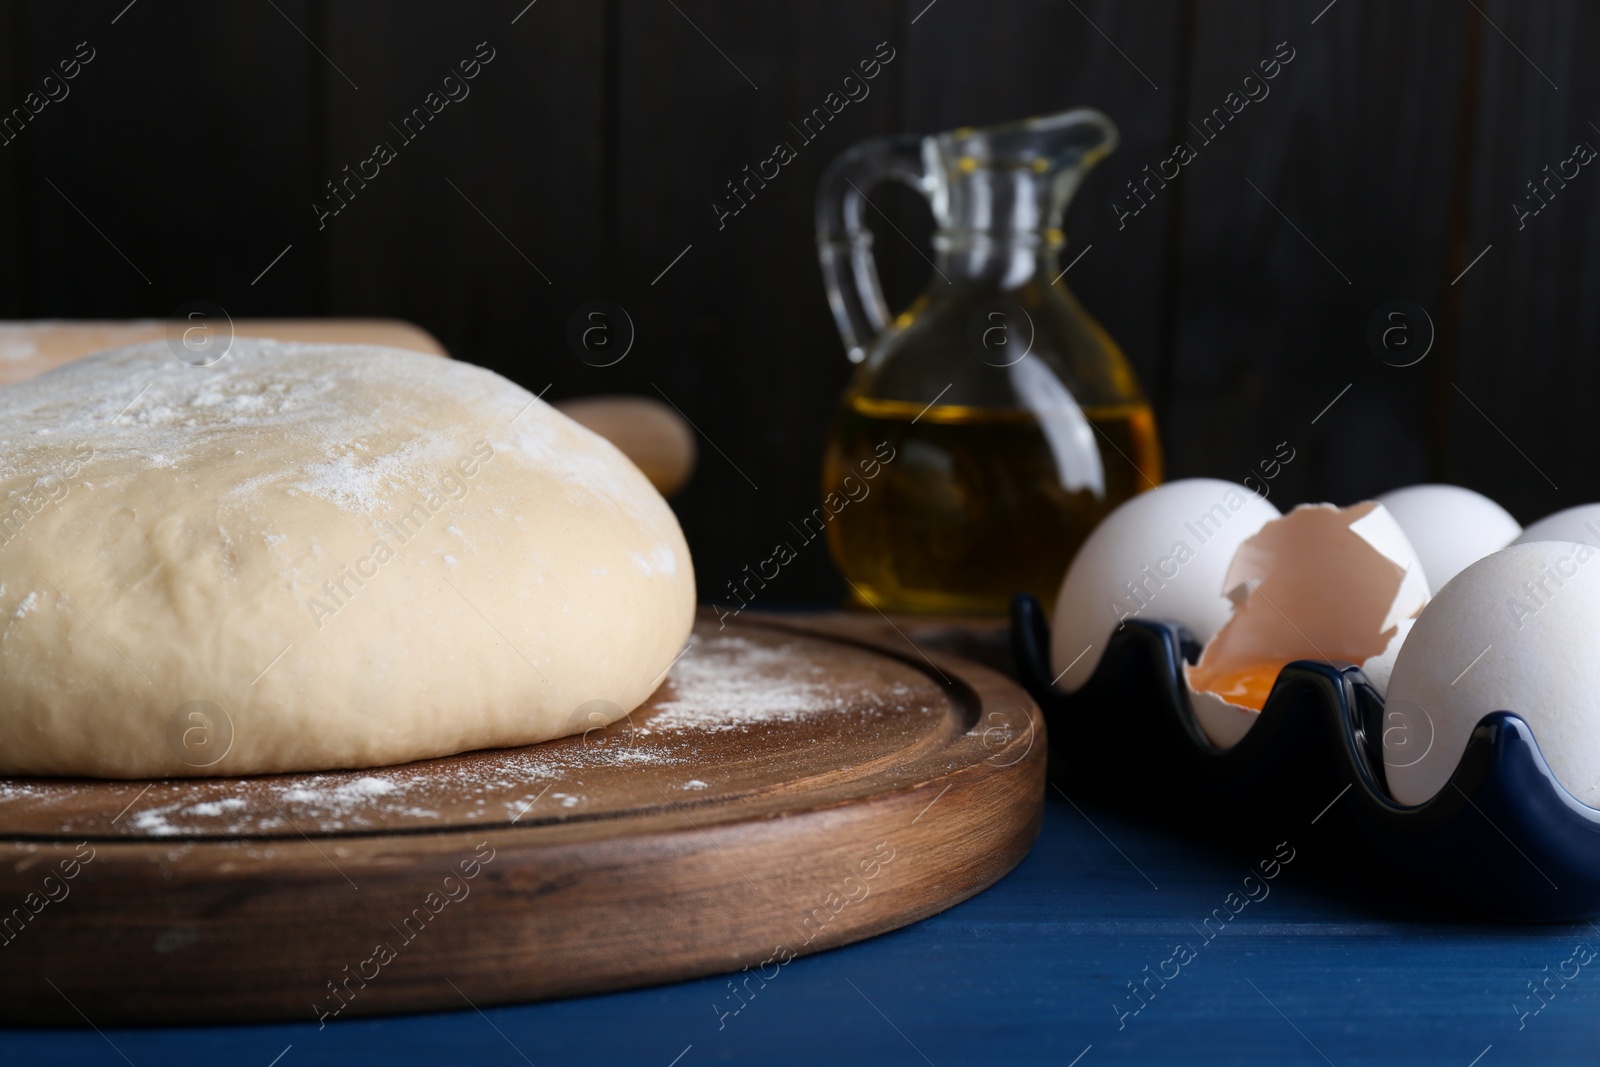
[816, 108, 1163, 615]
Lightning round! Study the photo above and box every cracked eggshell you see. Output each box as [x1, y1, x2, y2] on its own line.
[1185, 502, 1430, 748]
[1356, 616, 1415, 696]
[1384, 540, 1600, 807]
[1515, 504, 1600, 548]
[1050, 479, 1280, 693]
[1375, 484, 1520, 592]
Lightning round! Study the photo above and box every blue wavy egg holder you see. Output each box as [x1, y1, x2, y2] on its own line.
[1009, 594, 1600, 922]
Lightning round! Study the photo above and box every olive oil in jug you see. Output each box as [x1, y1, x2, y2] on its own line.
[816, 109, 1163, 614]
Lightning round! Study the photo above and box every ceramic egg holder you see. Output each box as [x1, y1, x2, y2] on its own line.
[1010, 594, 1600, 922]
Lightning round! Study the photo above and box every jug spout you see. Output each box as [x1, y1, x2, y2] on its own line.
[930, 108, 1118, 237]
[815, 108, 1117, 362]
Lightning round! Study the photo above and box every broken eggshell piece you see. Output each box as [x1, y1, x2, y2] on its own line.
[1184, 502, 1430, 748]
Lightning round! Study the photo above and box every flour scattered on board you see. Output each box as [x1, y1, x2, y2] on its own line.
[280, 775, 395, 805]
[184, 798, 248, 817]
[129, 775, 415, 836]
[644, 634, 911, 733]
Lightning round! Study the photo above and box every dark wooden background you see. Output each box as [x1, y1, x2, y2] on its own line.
[1, 0, 1594, 605]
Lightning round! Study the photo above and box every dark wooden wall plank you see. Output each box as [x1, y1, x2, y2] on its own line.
[19, 0, 318, 318]
[897, 0, 1190, 399]
[1163, 0, 1469, 511]
[320, 0, 607, 389]
[4, 0, 1599, 600]
[0, 1, 22, 317]
[614, 0, 900, 605]
[1445, 0, 1600, 523]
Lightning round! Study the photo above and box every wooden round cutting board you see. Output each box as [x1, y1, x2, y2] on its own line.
[0, 611, 1043, 1025]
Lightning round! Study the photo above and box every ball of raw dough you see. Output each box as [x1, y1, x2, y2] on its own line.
[0, 340, 696, 778]
[554, 395, 697, 497]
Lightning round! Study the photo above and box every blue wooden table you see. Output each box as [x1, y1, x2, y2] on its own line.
[6, 782, 1598, 1065]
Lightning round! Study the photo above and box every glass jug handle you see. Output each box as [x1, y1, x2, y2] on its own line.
[815, 134, 932, 363]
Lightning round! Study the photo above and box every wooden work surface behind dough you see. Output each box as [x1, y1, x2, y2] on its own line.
[0, 611, 1043, 1024]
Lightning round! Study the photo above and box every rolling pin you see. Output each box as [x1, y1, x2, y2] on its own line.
[555, 396, 697, 498]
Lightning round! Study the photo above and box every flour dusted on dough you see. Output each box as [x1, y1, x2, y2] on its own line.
[0, 340, 696, 777]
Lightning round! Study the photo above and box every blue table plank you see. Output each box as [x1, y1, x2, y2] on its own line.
[5, 788, 1599, 1065]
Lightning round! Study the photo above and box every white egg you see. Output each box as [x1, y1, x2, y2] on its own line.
[1384, 540, 1600, 807]
[1515, 503, 1600, 547]
[1050, 479, 1280, 692]
[1374, 484, 1520, 592]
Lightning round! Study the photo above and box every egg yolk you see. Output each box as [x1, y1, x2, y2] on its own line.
[1204, 662, 1283, 711]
